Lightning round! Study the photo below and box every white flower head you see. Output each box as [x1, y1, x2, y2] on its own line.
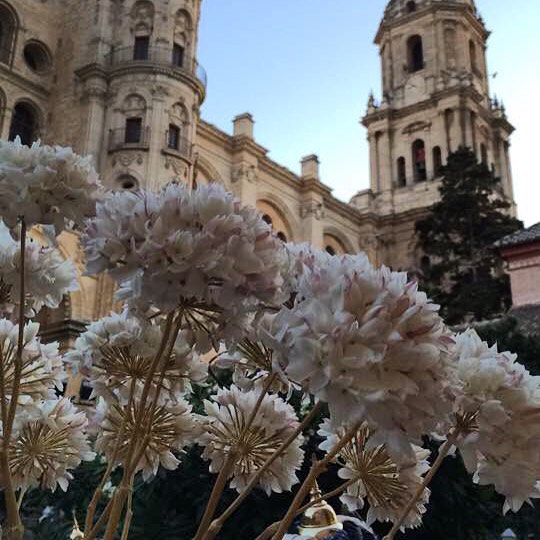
[453, 329, 540, 513]
[82, 184, 289, 351]
[198, 385, 304, 494]
[94, 397, 198, 481]
[0, 319, 64, 406]
[318, 419, 430, 531]
[4, 398, 95, 492]
[0, 138, 103, 233]
[265, 251, 456, 458]
[65, 310, 207, 404]
[0, 221, 78, 316]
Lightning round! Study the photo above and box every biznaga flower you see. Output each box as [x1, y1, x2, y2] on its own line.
[65, 311, 206, 404]
[199, 386, 304, 494]
[453, 329, 540, 513]
[5, 398, 95, 491]
[95, 397, 197, 481]
[0, 138, 102, 233]
[0, 319, 64, 404]
[82, 183, 288, 350]
[319, 419, 430, 531]
[0, 220, 78, 316]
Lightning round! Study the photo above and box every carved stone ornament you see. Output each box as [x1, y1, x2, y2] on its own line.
[232, 163, 257, 184]
[300, 201, 325, 220]
[165, 156, 188, 180]
[112, 152, 144, 167]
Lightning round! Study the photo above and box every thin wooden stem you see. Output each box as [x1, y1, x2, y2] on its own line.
[206, 402, 323, 540]
[194, 373, 278, 540]
[193, 452, 238, 540]
[384, 432, 459, 540]
[84, 497, 113, 540]
[272, 422, 360, 540]
[84, 378, 137, 534]
[2, 220, 27, 540]
[102, 312, 177, 540]
[120, 477, 135, 540]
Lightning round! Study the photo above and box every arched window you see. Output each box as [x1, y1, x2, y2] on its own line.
[397, 157, 407, 187]
[469, 40, 477, 71]
[412, 139, 427, 182]
[9, 102, 40, 145]
[262, 214, 272, 226]
[172, 43, 184, 67]
[407, 35, 424, 73]
[432, 146, 443, 177]
[23, 40, 52, 73]
[116, 174, 139, 191]
[481, 143, 488, 165]
[406, 1, 417, 13]
[167, 124, 181, 150]
[0, 2, 18, 65]
[277, 232, 287, 243]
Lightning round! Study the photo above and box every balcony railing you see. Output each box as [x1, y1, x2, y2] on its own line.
[105, 46, 207, 88]
[108, 126, 151, 152]
[163, 131, 192, 159]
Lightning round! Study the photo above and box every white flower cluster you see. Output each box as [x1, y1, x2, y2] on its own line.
[6, 398, 95, 492]
[453, 329, 540, 513]
[82, 184, 288, 349]
[66, 311, 207, 404]
[0, 221, 78, 316]
[318, 419, 430, 531]
[265, 248, 455, 457]
[198, 385, 304, 495]
[94, 397, 198, 481]
[0, 138, 102, 232]
[0, 319, 64, 404]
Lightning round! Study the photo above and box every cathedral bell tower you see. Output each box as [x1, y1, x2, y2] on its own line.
[75, 0, 206, 192]
[360, 0, 515, 216]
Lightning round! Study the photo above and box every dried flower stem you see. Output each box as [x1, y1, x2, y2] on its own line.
[120, 476, 135, 540]
[2, 219, 27, 540]
[84, 378, 137, 535]
[384, 431, 459, 540]
[272, 421, 361, 540]
[102, 312, 177, 540]
[194, 373, 278, 540]
[206, 402, 324, 540]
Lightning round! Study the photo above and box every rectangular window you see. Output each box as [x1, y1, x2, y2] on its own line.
[125, 118, 142, 144]
[172, 44, 184, 67]
[133, 36, 150, 61]
[168, 124, 181, 150]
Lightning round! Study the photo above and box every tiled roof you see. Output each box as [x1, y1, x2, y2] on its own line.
[497, 222, 540, 248]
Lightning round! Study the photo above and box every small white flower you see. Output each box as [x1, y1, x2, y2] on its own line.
[0, 221, 78, 316]
[65, 310, 207, 404]
[198, 385, 304, 495]
[0, 138, 103, 233]
[453, 329, 540, 513]
[265, 250, 456, 458]
[318, 419, 430, 531]
[82, 184, 288, 351]
[4, 398, 95, 492]
[94, 397, 198, 481]
[0, 319, 64, 406]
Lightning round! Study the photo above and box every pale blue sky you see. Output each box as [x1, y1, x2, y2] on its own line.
[198, 1, 540, 227]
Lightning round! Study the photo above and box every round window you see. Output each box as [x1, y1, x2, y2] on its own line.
[23, 41, 52, 74]
[117, 175, 139, 191]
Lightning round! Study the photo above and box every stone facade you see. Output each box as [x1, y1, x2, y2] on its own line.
[0, 0, 517, 326]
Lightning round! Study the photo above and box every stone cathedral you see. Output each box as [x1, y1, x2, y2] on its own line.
[0, 0, 516, 341]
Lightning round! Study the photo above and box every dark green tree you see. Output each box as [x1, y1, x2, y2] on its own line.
[416, 147, 522, 325]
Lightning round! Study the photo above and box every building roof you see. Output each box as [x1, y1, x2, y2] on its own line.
[383, 0, 477, 23]
[497, 222, 540, 249]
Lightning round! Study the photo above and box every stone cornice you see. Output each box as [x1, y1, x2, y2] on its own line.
[0, 65, 51, 99]
[197, 119, 233, 149]
[375, 3, 489, 44]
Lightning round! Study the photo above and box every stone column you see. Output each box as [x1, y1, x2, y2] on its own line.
[424, 126, 434, 180]
[368, 132, 380, 192]
[147, 87, 168, 191]
[379, 129, 393, 191]
[80, 80, 108, 166]
[0, 107, 13, 140]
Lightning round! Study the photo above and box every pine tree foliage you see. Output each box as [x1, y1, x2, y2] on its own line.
[416, 147, 522, 324]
